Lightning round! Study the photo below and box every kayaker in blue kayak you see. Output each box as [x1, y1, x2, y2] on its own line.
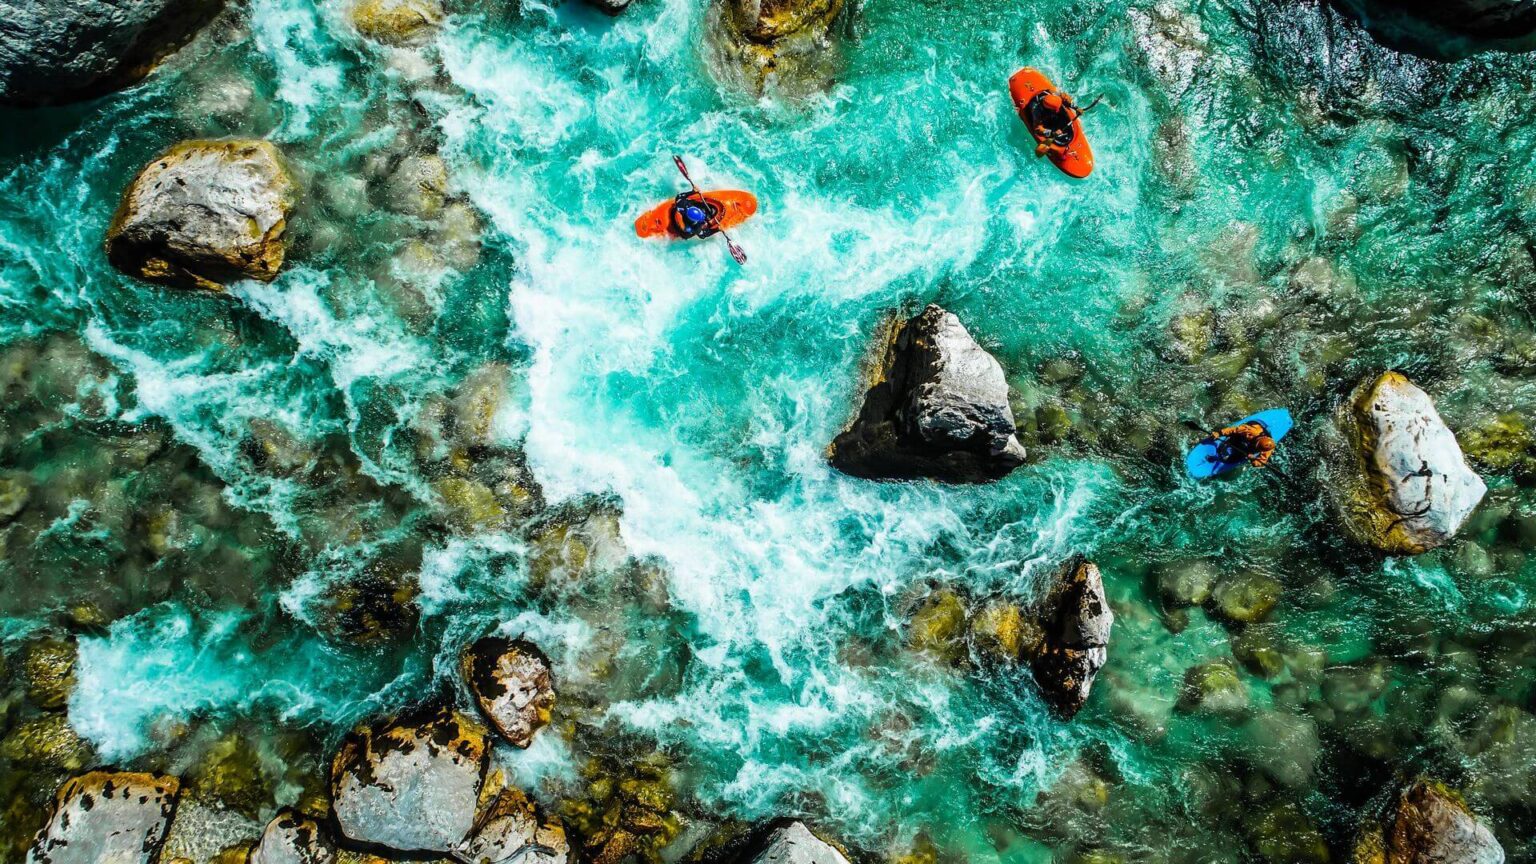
[1205, 420, 1277, 469]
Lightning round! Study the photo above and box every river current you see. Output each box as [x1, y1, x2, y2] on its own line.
[1, 0, 1535, 861]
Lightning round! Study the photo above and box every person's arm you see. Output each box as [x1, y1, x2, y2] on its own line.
[1216, 425, 1241, 438]
[1251, 448, 1273, 468]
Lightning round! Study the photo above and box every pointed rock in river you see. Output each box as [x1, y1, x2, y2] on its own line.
[1029, 558, 1114, 720]
[1351, 779, 1504, 864]
[1336, 372, 1486, 555]
[350, 0, 443, 45]
[329, 701, 488, 854]
[27, 771, 181, 864]
[583, 0, 632, 15]
[830, 305, 1027, 484]
[738, 822, 851, 864]
[106, 139, 296, 292]
[0, 0, 223, 106]
[248, 809, 338, 864]
[461, 636, 556, 748]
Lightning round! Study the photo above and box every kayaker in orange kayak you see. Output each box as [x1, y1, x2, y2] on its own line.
[1031, 91, 1084, 158]
[670, 192, 722, 239]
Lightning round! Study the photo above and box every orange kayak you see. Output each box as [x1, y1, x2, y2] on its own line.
[1008, 68, 1094, 179]
[634, 191, 758, 239]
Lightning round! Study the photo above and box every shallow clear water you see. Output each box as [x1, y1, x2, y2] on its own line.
[2, 0, 1536, 861]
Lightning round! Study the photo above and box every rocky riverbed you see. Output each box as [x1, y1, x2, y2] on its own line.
[2, 0, 1536, 862]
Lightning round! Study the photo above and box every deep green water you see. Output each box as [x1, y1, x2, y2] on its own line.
[2, 0, 1536, 861]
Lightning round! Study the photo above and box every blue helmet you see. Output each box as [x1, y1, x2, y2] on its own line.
[681, 204, 709, 226]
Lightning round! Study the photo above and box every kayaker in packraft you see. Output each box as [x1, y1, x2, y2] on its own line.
[1207, 421, 1277, 469]
[670, 192, 720, 239]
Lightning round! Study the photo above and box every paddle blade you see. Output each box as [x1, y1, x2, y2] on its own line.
[672, 155, 691, 181]
[727, 239, 747, 265]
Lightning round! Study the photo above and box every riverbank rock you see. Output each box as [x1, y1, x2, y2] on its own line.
[460, 787, 570, 864]
[329, 702, 488, 854]
[0, 0, 223, 106]
[28, 771, 181, 864]
[1352, 779, 1504, 864]
[1337, 372, 1486, 555]
[709, 0, 844, 97]
[1030, 559, 1114, 720]
[1352, 0, 1536, 39]
[350, 0, 442, 44]
[106, 139, 296, 292]
[830, 306, 1027, 484]
[461, 636, 556, 749]
[249, 809, 337, 864]
[22, 636, 77, 710]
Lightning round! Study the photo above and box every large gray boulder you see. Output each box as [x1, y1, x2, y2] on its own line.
[740, 822, 850, 864]
[830, 306, 1027, 484]
[0, 0, 223, 106]
[1352, 779, 1504, 864]
[106, 139, 296, 292]
[1337, 372, 1486, 555]
[458, 788, 570, 864]
[461, 636, 556, 749]
[248, 809, 338, 864]
[329, 702, 489, 855]
[1030, 558, 1114, 720]
[28, 771, 181, 864]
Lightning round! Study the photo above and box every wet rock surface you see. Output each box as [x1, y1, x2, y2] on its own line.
[28, 771, 181, 864]
[461, 636, 556, 748]
[106, 139, 296, 292]
[248, 809, 337, 864]
[735, 822, 850, 864]
[830, 306, 1027, 484]
[1029, 559, 1114, 720]
[1353, 779, 1505, 864]
[0, 0, 223, 106]
[460, 787, 570, 864]
[1338, 372, 1487, 554]
[329, 702, 488, 854]
[708, 0, 844, 97]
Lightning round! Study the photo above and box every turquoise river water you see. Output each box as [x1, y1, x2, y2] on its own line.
[2, 0, 1536, 861]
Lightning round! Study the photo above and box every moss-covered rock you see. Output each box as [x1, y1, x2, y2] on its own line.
[1249, 802, 1330, 864]
[968, 599, 1038, 664]
[350, 0, 442, 44]
[1178, 661, 1250, 717]
[0, 713, 92, 772]
[1210, 571, 1281, 625]
[22, 636, 77, 710]
[187, 733, 272, 818]
[561, 753, 680, 864]
[907, 589, 968, 662]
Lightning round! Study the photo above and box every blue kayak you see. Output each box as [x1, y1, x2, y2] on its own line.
[1185, 408, 1293, 480]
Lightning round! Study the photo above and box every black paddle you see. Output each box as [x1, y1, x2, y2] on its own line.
[672, 155, 748, 266]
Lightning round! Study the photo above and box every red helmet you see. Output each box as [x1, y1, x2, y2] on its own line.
[1043, 93, 1064, 111]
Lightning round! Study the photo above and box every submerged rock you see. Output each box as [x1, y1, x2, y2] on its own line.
[350, 0, 442, 44]
[1352, 779, 1504, 864]
[1177, 661, 1251, 717]
[459, 787, 570, 864]
[22, 636, 77, 710]
[0, 714, 92, 772]
[830, 306, 1027, 484]
[1337, 372, 1486, 554]
[248, 809, 337, 864]
[28, 771, 181, 864]
[583, 0, 631, 14]
[106, 139, 296, 292]
[461, 636, 556, 749]
[1029, 558, 1114, 720]
[329, 702, 488, 854]
[0, 0, 223, 106]
[709, 0, 844, 97]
